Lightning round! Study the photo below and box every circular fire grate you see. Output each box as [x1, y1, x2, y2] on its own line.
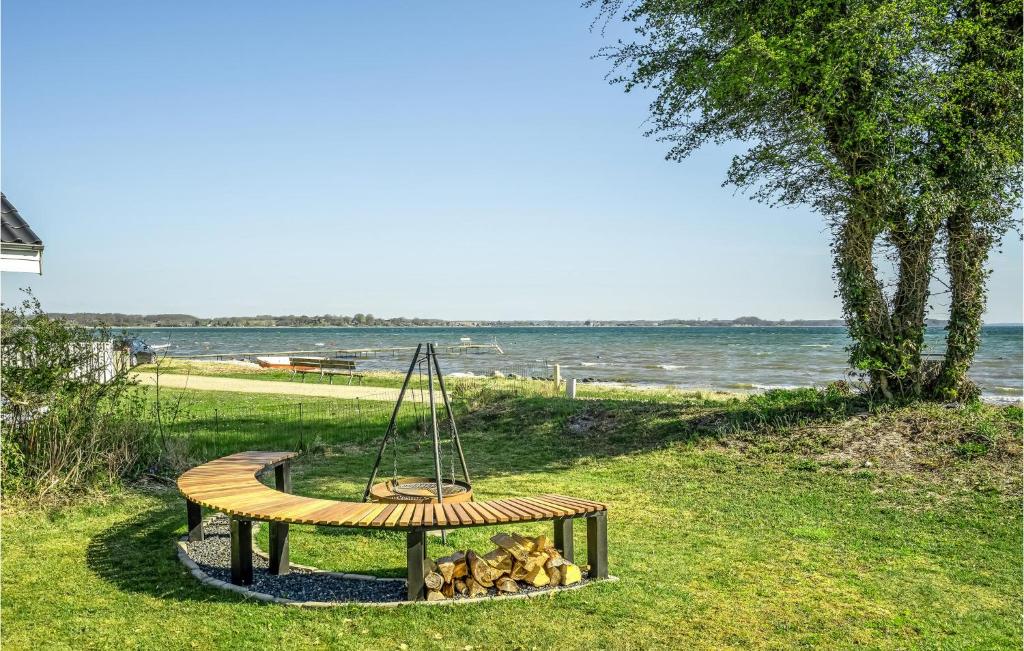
[368, 476, 474, 504]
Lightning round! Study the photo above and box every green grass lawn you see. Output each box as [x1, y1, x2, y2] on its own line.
[3, 387, 1021, 649]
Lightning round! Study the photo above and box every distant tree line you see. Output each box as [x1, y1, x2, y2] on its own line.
[47, 312, 953, 328]
[48, 313, 448, 328]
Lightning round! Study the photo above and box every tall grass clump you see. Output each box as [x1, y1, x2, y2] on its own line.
[1, 292, 157, 498]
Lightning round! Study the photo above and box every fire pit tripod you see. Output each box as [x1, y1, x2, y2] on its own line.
[177, 342, 611, 602]
[362, 343, 473, 506]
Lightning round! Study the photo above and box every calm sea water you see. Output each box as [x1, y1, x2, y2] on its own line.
[131, 326, 1022, 401]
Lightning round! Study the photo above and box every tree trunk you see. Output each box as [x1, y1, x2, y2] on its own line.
[932, 210, 992, 400]
[889, 225, 942, 397]
[835, 207, 940, 400]
[834, 208, 894, 398]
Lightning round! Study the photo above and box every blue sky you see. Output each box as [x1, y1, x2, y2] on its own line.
[2, 1, 1021, 322]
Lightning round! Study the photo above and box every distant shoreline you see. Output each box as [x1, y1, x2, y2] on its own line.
[59, 322, 1023, 330]
[46, 315, 1014, 329]
[121, 324, 860, 329]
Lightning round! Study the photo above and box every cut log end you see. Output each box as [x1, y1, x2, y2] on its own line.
[424, 571, 444, 591]
[426, 589, 446, 602]
[467, 550, 495, 588]
[465, 577, 487, 598]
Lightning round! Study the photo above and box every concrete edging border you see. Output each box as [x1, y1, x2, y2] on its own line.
[176, 517, 617, 607]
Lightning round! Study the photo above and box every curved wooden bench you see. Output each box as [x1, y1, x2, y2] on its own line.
[178, 451, 609, 600]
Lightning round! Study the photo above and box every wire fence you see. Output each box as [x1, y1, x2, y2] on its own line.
[147, 359, 563, 461]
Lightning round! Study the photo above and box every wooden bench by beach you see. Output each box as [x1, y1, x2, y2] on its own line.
[177, 451, 609, 601]
[288, 357, 364, 384]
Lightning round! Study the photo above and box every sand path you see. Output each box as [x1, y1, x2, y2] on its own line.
[132, 372, 422, 402]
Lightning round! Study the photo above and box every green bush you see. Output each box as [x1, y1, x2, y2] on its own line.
[1, 292, 157, 498]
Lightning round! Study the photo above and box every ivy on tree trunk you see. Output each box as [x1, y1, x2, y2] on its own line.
[936, 212, 994, 399]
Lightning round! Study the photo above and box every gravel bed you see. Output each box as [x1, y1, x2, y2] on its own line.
[186, 515, 405, 603]
[184, 514, 592, 604]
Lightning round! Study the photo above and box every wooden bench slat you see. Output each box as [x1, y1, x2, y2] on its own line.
[498, 497, 540, 518]
[385, 504, 406, 527]
[505, 497, 553, 518]
[442, 503, 460, 525]
[494, 499, 535, 519]
[187, 486, 270, 499]
[411, 503, 426, 528]
[486, 500, 524, 522]
[522, 496, 578, 516]
[540, 494, 591, 510]
[523, 495, 583, 515]
[543, 494, 607, 511]
[433, 503, 447, 527]
[398, 504, 417, 527]
[354, 504, 389, 526]
[371, 504, 399, 527]
[358, 503, 391, 525]
[303, 502, 367, 526]
[217, 492, 297, 513]
[459, 502, 488, 525]
[177, 452, 607, 530]
[472, 501, 510, 523]
[263, 499, 346, 523]
[452, 503, 474, 525]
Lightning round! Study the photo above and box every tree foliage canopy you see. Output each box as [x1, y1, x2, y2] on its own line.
[591, 0, 1022, 398]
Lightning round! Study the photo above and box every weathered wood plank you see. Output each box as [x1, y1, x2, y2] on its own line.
[178, 452, 608, 531]
[433, 503, 447, 527]
[371, 504, 398, 526]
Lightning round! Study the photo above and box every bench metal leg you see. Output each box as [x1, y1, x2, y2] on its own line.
[553, 517, 574, 563]
[186, 499, 204, 542]
[275, 461, 291, 493]
[230, 519, 253, 586]
[586, 512, 608, 579]
[406, 530, 427, 601]
[269, 521, 290, 575]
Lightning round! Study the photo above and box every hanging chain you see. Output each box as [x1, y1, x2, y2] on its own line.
[449, 420, 456, 485]
[391, 417, 399, 483]
[436, 348, 456, 485]
[415, 357, 427, 436]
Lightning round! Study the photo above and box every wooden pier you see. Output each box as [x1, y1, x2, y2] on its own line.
[169, 342, 503, 362]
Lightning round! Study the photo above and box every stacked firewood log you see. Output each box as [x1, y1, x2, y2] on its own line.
[423, 532, 583, 601]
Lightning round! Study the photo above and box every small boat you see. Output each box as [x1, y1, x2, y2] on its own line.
[255, 355, 322, 369]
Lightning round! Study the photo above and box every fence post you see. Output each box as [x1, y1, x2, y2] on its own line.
[214, 408, 220, 433]
[298, 403, 304, 451]
[553, 364, 561, 394]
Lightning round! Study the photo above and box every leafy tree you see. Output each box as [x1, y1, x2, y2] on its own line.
[590, 0, 1021, 399]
